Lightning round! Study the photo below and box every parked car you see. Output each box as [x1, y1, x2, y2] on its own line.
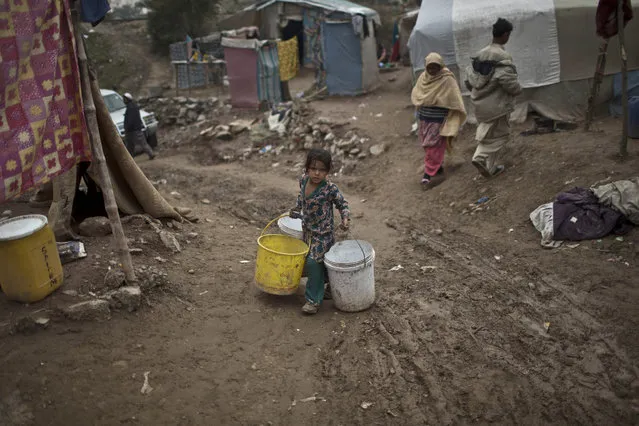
[100, 89, 159, 148]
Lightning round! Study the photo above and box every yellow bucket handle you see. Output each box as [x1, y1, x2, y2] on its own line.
[260, 213, 289, 237]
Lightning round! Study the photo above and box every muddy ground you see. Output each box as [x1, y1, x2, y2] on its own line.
[1, 69, 639, 425]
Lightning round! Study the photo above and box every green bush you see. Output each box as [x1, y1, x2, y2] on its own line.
[143, 0, 217, 54]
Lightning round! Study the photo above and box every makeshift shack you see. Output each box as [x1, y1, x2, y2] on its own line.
[219, 0, 382, 96]
[408, 0, 639, 123]
[222, 38, 282, 108]
[169, 33, 226, 91]
[394, 8, 418, 66]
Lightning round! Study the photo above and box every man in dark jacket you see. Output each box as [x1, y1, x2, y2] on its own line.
[123, 93, 155, 160]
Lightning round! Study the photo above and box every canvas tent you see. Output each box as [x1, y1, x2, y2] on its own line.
[222, 38, 282, 108]
[408, 0, 639, 123]
[397, 9, 418, 66]
[219, 0, 381, 96]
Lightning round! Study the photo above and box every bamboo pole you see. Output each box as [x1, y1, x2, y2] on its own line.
[175, 63, 179, 96]
[584, 39, 609, 131]
[72, 10, 136, 282]
[187, 62, 192, 95]
[618, 0, 629, 156]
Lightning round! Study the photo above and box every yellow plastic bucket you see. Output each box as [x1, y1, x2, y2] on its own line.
[0, 214, 63, 303]
[255, 215, 309, 295]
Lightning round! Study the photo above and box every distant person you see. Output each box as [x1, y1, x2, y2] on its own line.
[377, 41, 387, 64]
[411, 52, 466, 188]
[123, 93, 155, 160]
[464, 18, 522, 178]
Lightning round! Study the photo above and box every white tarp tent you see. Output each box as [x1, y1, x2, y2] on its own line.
[408, 0, 639, 123]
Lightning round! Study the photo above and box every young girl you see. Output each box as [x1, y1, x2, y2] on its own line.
[290, 149, 350, 315]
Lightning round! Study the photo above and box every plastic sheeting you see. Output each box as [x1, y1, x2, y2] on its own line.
[322, 22, 363, 95]
[609, 71, 639, 116]
[221, 38, 268, 50]
[409, 0, 639, 80]
[464, 76, 614, 124]
[224, 47, 260, 108]
[555, 1, 639, 82]
[408, 0, 454, 68]
[408, 0, 639, 123]
[398, 9, 418, 65]
[360, 19, 379, 93]
[252, 0, 380, 23]
[453, 0, 560, 89]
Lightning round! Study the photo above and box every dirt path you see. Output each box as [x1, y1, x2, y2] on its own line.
[1, 69, 638, 424]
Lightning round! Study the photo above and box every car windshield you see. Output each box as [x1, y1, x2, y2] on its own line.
[104, 93, 126, 113]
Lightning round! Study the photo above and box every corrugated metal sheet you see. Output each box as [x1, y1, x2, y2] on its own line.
[248, 0, 379, 22]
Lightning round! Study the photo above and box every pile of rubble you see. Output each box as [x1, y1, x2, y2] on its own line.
[198, 101, 387, 165]
[249, 103, 387, 165]
[139, 96, 388, 172]
[139, 96, 229, 126]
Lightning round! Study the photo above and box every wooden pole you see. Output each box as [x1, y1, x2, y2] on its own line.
[187, 62, 192, 95]
[618, 0, 629, 156]
[73, 11, 136, 283]
[175, 63, 179, 96]
[584, 39, 609, 131]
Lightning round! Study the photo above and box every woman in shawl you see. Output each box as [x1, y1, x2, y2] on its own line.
[411, 53, 467, 187]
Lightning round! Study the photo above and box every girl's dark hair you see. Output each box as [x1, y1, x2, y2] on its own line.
[492, 18, 513, 38]
[305, 148, 332, 172]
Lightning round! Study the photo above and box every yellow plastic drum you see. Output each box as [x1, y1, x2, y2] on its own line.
[0, 215, 63, 303]
[255, 216, 309, 295]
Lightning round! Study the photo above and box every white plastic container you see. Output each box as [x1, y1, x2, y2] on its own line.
[324, 240, 375, 312]
[277, 215, 304, 240]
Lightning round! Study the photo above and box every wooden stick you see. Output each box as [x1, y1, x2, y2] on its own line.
[175, 63, 179, 96]
[187, 62, 192, 95]
[618, 0, 629, 156]
[584, 39, 609, 131]
[72, 10, 136, 283]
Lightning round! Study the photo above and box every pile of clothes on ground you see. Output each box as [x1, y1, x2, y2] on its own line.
[530, 178, 639, 248]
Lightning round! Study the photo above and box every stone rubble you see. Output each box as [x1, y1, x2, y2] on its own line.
[78, 216, 112, 237]
[104, 286, 142, 313]
[139, 96, 387, 172]
[63, 300, 111, 322]
[139, 96, 224, 127]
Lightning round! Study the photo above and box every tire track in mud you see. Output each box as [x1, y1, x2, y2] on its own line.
[142, 158, 638, 424]
[318, 217, 639, 424]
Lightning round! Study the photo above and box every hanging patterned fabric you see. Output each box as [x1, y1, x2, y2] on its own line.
[277, 36, 299, 82]
[303, 8, 326, 87]
[257, 43, 282, 105]
[1, 0, 91, 203]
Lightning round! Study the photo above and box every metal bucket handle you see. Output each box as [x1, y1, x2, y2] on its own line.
[342, 226, 368, 264]
[260, 214, 289, 238]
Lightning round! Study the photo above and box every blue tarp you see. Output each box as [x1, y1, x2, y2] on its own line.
[610, 70, 639, 117]
[322, 22, 363, 95]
